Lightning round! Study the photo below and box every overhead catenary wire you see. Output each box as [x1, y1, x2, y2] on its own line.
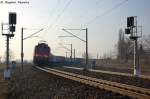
[63, 0, 128, 36]
[43, 0, 73, 32]
[85, 0, 129, 26]
[19, 1, 61, 41]
[23, 29, 43, 40]
[66, 0, 104, 30]
[59, 0, 105, 40]
[42, 0, 61, 29]
[59, 43, 71, 51]
[95, 0, 105, 5]
[62, 29, 86, 42]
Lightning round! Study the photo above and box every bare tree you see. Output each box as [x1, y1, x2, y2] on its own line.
[142, 34, 150, 64]
[117, 29, 126, 62]
[82, 52, 92, 59]
[143, 35, 150, 49]
[117, 28, 134, 63]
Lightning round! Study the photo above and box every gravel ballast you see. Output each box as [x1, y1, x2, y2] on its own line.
[8, 65, 133, 99]
[54, 66, 150, 89]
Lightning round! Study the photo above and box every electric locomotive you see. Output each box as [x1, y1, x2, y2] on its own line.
[33, 42, 50, 65]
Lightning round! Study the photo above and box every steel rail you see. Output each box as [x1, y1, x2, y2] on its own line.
[35, 66, 150, 99]
[63, 66, 150, 80]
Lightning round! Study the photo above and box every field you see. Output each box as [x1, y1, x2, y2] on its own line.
[93, 59, 150, 75]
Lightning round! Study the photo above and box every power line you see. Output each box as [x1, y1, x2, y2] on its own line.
[68, 0, 104, 28]
[59, 43, 71, 51]
[62, 28, 86, 42]
[43, 0, 73, 32]
[42, 0, 61, 29]
[95, 0, 105, 6]
[23, 29, 43, 40]
[85, 0, 128, 26]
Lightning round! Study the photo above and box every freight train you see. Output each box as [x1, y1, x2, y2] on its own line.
[33, 42, 65, 66]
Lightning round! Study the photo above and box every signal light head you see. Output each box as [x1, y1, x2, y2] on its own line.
[129, 36, 137, 40]
[9, 25, 15, 32]
[127, 17, 134, 27]
[9, 12, 17, 25]
[125, 28, 131, 34]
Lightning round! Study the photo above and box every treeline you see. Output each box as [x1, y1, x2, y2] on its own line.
[117, 28, 150, 64]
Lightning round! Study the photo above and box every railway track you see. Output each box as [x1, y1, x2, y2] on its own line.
[35, 66, 150, 99]
[63, 66, 150, 80]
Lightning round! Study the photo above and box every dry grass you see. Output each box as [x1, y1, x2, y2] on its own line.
[0, 78, 10, 99]
[0, 64, 5, 70]
[95, 59, 150, 75]
[8, 65, 131, 99]
[0, 64, 9, 99]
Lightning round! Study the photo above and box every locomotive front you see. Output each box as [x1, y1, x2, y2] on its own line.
[33, 43, 50, 65]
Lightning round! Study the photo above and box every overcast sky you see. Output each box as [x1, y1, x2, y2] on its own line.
[0, 0, 150, 61]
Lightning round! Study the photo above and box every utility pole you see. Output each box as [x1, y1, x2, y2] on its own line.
[21, 28, 24, 72]
[97, 53, 99, 59]
[66, 52, 68, 58]
[66, 44, 72, 63]
[62, 28, 88, 67]
[0, 56, 1, 63]
[85, 28, 88, 65]
[70, 44, 72, 62]
[74, 49, 76, 61]
[20, 28, 43, 72]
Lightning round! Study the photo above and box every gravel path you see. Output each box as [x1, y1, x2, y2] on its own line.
[8, 65, 132, 99]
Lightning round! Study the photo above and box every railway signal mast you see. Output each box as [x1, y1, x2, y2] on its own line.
[1, 12, 17, 80]
[125, 16, 142, 76]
